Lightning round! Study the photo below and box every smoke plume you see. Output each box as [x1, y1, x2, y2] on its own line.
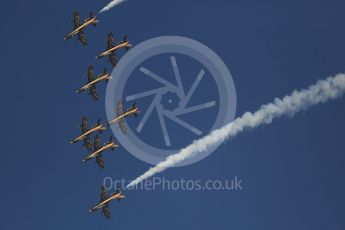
[127, 74, 345, 188]
[99, 0, 127, 14]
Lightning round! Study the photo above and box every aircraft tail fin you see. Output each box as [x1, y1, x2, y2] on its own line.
[90, 12, 99, 26]
[132, 102, 139, 117]
[117, 195, 124, 201]
[97, 119, 104, 133]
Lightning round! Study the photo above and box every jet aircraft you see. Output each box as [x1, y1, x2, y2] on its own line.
[64, 11, 99, 46]
[108, 100, 139, 134]
[76, 65, 111, 101]
[70, 118, 106, 144]
[89, 185, 125, 220]
[82, 135, 119, 169]
[95, 34, 132, 67]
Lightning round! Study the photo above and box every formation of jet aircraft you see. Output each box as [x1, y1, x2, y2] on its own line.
[69, 109, 138, 219]
[71, 101, 139, 148]
[89, 186, 125, 219]
[64, 11, 99, 47]
[65, 10, 138, 220]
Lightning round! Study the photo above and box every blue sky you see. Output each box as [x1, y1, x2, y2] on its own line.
[1, 0, 345, 229]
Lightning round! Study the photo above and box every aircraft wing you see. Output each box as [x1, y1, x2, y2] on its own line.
[87, 65, 95, 82]
[100, 185, 107, 201]
[94, 135, 100, 151]
[73, 11, 81, 29]
[107, 33, 114, 49]
[78, 30, 87, 47]
[89, 85, 98, 101]
[108, 52, 117, 67]
[81, 123, 87, 133]
[96, 153, 105, 169]
[116, 100, 126, 134]
[117, 100, 124, 116]
[101, 204, 111, 220]
[119, 118, 127, 134]
[83, 136, 93, 152]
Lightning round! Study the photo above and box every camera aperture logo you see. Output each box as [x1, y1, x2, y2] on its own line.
[105, 36, 237, 167]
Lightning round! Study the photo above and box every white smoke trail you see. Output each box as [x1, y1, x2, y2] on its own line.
[99, 0, 127, 14]
[127, 73, 345, 188]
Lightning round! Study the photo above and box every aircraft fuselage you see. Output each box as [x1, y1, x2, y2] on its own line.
[70, 124, 106, 144]
[96, 41, 132, 59]
[108, 108, 139, 125]
[76, 73, 111, 93]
